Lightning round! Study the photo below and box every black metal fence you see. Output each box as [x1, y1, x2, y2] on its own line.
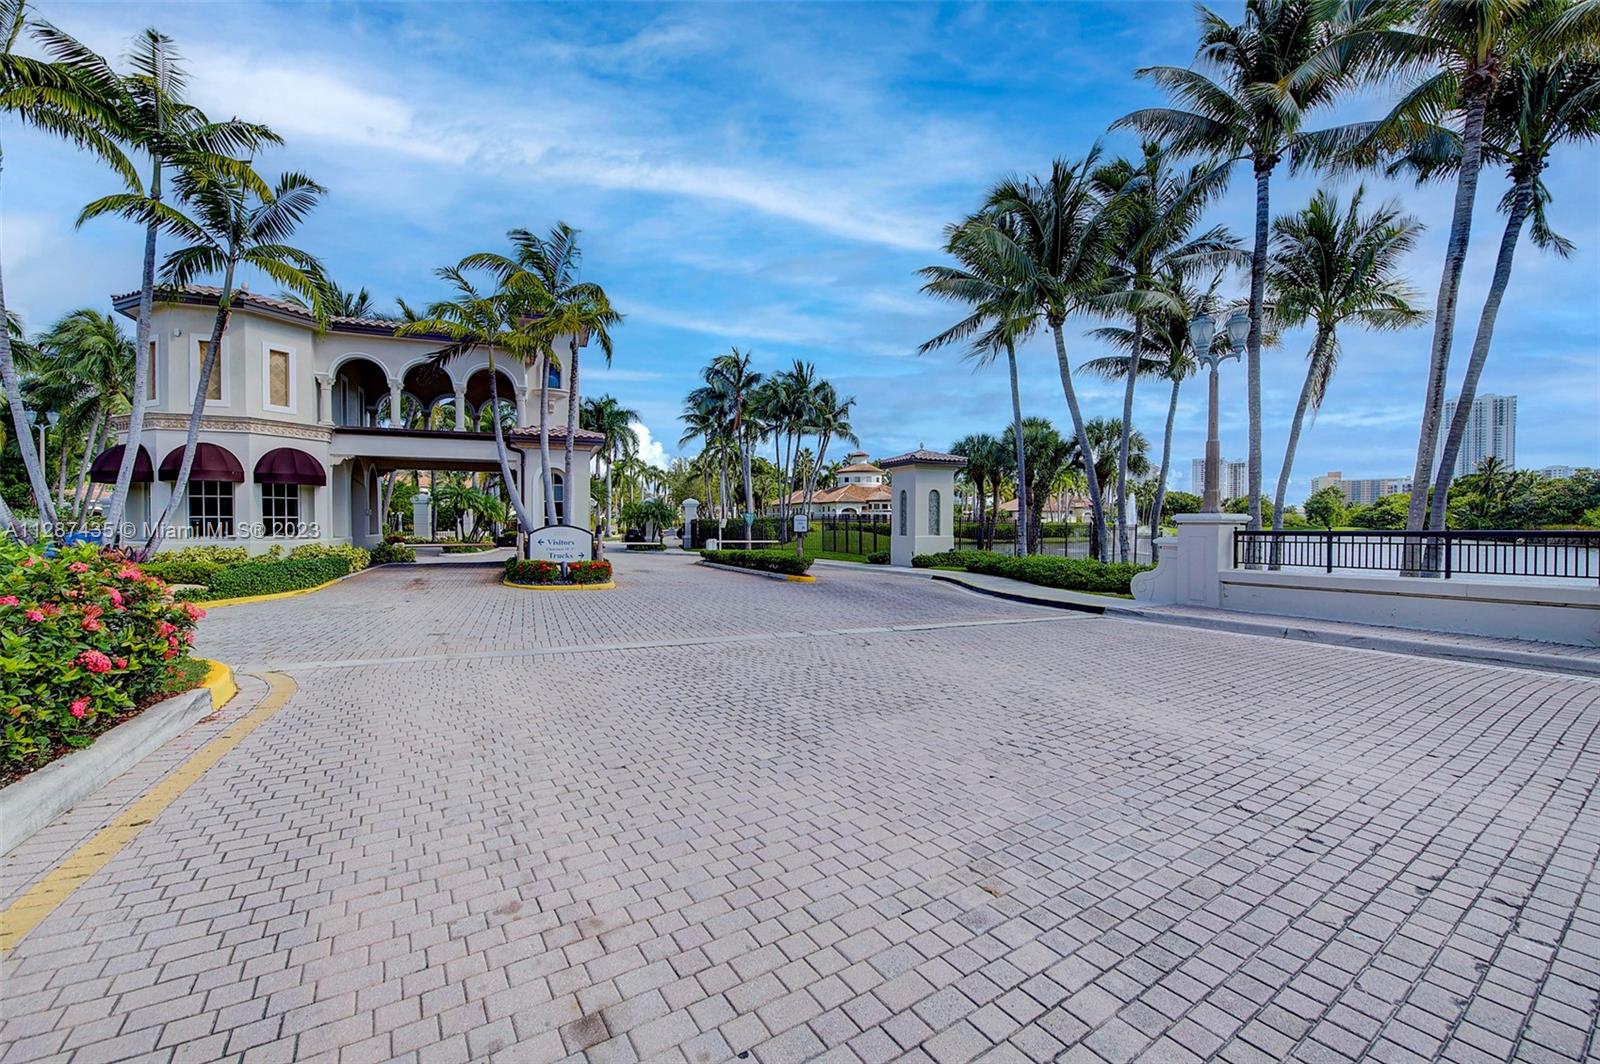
[1232, 529, 1600, 581]
[815, 514, 891, 556]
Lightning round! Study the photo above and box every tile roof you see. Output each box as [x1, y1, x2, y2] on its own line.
[879, 449, 967, 468]
[110, 284, 450, 339]
[786, 483, 892, 505]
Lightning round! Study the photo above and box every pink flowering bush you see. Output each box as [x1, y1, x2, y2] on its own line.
[1, 538, 203, 775]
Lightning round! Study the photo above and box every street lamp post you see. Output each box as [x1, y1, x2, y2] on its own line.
[1188, 311, 1249, 513]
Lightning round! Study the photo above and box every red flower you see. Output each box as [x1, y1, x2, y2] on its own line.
[117, 563, 143, 580]
[0, 594, 17, 606]
[76, 649, 114, 674]
[107, 587, 125, 608]
[70, 698, 90, 719]
[68, 561, 90, 574]
[182, 601, 206, 621]
[25, 609, 45, 623]
[157, 620, 176, 637]
[114, 657, 128, 669]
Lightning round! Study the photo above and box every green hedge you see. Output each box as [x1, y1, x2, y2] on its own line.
[141, 556, 225, 586]
[912, 550, 1148, 594]
[701, 549, 814, 576]
[370, 542, 417, 564]
[200, 555, 352, 600]
[866, 550, 889, 565]
[625, 543, 666, 552]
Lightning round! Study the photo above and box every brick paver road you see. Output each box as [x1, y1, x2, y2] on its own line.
[3, 551, 1598, 1064]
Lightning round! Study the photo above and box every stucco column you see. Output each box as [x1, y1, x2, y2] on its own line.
[314, 373, 334, 426]
[387, 377, 404, 429]
[514, 384, 530, 427]
[453, 383, 467, 431]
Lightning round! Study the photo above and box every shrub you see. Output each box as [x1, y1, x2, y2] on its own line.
[442, 542, 493, 554]
[288, 543, 371, 571]
[370, 541, 417, 564]
[200, 554, 351, 600]
[625, 543, 666, 552]
[1, 540, 203, 774]
[504, 558, 612, 584]
[141, 556, 224, 587]
[384, 532, 407, 544]
[911, 550, 994, 569]
[701, 549, 814, 576]
[965, 553, 1147, 594]
[866, 550, 889, 564]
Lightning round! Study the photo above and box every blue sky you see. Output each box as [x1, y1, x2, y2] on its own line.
[5, 1, 1597, 498]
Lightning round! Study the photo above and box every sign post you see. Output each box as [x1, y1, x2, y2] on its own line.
[792, 512, 809, 559]
[743, 511, 754, 549]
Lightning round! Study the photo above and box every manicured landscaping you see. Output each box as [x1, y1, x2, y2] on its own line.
[700, 549, 815, 577]
[913, 549, 1149, 595]
[441, 542, 495, 554]
[624, 543, 667, 552]
[1, 540, 207, 780]
[504, 558, 612, 586]
[144, 543, 394, 603]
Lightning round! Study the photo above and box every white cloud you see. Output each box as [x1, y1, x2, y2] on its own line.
[631, 420, 671, 468]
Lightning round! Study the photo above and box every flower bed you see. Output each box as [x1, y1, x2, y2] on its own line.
[504, 558, 612, 585]
[1, 539, 205, 779]
[625, 543, 666, 552]
[913, 549, 1148, 595]
[700, 549, 814, 576]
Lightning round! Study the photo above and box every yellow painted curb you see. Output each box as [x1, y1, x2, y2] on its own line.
[502, 578, 616, 592]
[0, 672, 298, 954]
[787, 574, 817, 583]
[199, 658, 238, 710]
[194, 576, 345, 609]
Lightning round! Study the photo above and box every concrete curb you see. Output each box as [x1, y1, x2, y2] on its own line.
[0, 684, 214, 857]
[1103, 603, 1600, 679]
[198, 562, 406, 609]
[698, 560, 816, 583]
[502, 578, 616, 592]
[929, 572, 1111, 614]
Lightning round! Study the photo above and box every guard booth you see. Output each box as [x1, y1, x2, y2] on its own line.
[884, 449, 965, 566]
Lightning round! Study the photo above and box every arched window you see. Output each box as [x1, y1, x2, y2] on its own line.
[550, 471, 565, 524]
[928, 489, 941, 535]
[898, 490, 907, 536]
[547, 361, 561, 390]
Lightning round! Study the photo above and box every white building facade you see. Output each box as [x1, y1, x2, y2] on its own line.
[91, 286, 602, 552]
[1309, 471, 1412, 506]
[1191, 458, 1247, 501]
[1440, 393, 1516, 477]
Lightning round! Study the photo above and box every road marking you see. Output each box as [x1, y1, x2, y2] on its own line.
[0, 672, 297, 954]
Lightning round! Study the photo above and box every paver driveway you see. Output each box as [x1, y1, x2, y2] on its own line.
[2, 551, 1598, 1064]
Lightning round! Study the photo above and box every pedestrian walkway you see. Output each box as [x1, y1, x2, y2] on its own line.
[2, 551, 1597, 1064]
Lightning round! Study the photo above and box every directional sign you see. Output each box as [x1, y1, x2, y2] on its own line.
[527, 525, 595, 562]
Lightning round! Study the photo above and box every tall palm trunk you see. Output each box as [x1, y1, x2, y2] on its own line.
[145, 257, 237, 555]
[1049, 321, 1107, 560]
[1271, 324, 1332, 568]
[538, 353, 556, 526]
[1116, 313, 1143, 562]
[603, 442, 615, 535]
[1406, 90, 1489, 536]
[1245, 163, 1271, 535]
[106, 153, 162, 544]
[561, 336, 579, 524]
[0, 264, 57, 531]
[1151, 375, 1180, 563]
[1005, 341, 1027, 557]
[72, 411, 107, 527]
[989, 477, 1001, 551]
[1428, 178, 1533, 531]
[484, 348, 537, 534]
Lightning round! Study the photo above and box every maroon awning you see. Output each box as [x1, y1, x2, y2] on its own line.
[158, 442, 244, 483]
[254, 447, 326, 486]
[88, 444, 153, 484]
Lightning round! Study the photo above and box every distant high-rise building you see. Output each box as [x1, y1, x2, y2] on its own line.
[1538, 465, 1576, 479]
[1191, 458, 1247, 501]
[1440, 393, 1516, 476]
[1309, 471, 1411, 506]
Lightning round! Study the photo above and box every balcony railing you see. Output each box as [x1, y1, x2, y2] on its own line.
[1232, 529, 1600, 582]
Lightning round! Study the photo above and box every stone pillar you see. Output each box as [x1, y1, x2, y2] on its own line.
[314, 372, 334, 426]
[514, 384, 530, 427]
[387, 377, 405, 429]
[884, 450, 965, 567]
[1130, 512, 1247, 607]
[412, 491, 432, 541]
[681, 498, 698, 549]
[453, 383, 467, 431]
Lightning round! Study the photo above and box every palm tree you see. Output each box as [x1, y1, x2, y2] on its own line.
[1, 0, 131, 535]
[919, 209, 1036, 557]
[580, 394, 640, 536]
[58, 25, 275, 544]
[802, 381, 857, 518]
[1267, 187, 1425, 546]
[282, 279, 384, 319]
[699, 349, 763, 533]
[1313, 0, 1575, 534]
[1073, 418, 1151, 536]
[1090, 141, 1239, 561]
[1081, 265, 1222, 559]
[468, 224, 621, 524]
[397, 261, 540, 535]
[1003, 417, 1075, 554]
[141, 167, 326, 552]
[982, 156, 1119, 559]
[678, 397, 729, 529]
[1397, 57, 1600, 529]
[951, 433, 1006, 549]
[30, 308, 135, 527]
[1115, 0, 1344, 533]
[756, 360, 816, 544]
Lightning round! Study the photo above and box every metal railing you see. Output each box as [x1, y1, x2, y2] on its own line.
[816, 514, 891, 557]
[1232, 529, 1600, 582]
